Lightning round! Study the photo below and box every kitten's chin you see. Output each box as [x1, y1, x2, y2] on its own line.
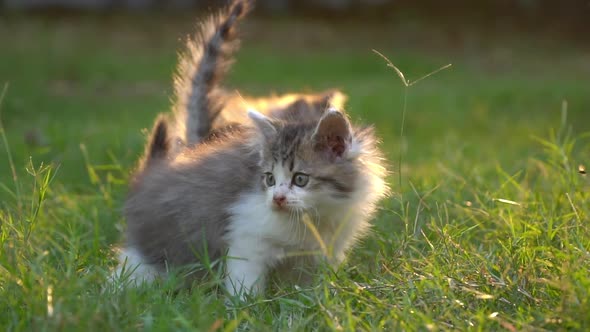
[271, 205, 289, 213]
[271, 203, 303, 213]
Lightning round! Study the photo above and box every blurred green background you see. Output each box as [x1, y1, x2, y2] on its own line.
[1, 2, 589, 190]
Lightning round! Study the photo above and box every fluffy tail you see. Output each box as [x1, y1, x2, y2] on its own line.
[172, 0, 252, 147]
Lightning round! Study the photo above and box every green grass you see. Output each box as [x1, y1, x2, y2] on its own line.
[1, 15, 590, 331]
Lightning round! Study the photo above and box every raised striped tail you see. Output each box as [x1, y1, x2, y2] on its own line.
[172, 0, 253, 147]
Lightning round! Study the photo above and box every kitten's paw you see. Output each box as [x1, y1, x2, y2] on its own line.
[112, 247, 161, 287]
[224, 275, 265, 301]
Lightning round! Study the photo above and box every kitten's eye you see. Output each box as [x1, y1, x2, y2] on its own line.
[265, 173, 276, 187]
[292, 173, 309, 187]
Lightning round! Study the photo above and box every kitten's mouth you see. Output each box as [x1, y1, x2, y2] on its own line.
[272, 202, 301, 213]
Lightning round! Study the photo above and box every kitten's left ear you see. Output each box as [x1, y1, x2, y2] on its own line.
[248, 109, 277, 141]
[312, 108, 352, 161]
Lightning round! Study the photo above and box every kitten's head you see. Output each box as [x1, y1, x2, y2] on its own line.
[248, 107, 362, 214]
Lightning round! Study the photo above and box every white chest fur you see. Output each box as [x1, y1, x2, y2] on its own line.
[224, 191, 368, 297]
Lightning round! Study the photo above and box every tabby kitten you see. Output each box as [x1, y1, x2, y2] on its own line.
[116, 0, 389, 297]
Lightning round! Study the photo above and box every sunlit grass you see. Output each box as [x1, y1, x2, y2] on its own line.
[1, 15, 589, 331]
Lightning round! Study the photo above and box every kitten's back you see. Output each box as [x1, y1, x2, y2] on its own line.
[125, 127, 259, 269]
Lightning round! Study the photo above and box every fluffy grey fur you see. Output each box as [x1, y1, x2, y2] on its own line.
[126, 127, 256, 267]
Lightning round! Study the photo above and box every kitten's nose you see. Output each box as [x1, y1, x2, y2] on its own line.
[273, 195, 286, 207]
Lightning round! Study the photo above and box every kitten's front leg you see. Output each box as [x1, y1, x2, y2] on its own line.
[225, 246, 267, 299]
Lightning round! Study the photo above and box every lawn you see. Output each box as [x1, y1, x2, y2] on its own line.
[1, 13, 589, 331]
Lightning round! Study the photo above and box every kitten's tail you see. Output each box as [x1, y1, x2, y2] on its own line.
[172, 0, 252, 147]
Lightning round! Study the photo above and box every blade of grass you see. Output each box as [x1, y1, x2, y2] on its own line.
[372, 49, 452, 235]
[0, 83, 22, 212]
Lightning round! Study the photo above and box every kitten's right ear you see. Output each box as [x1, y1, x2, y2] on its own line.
[248, 109, 277, 140]
[312, 108, 352, 161]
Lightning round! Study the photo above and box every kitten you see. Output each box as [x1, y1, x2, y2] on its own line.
[115, 0, 389, 297]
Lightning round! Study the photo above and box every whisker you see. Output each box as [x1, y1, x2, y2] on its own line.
[288, 209, 296, 242]
[295, 208, 302, 241]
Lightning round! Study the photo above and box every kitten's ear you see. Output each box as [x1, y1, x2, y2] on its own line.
[248, 109, 277, 140]
[312, 108, 352, 161]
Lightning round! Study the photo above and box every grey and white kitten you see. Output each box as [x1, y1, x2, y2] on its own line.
[116, 0, 389, 297]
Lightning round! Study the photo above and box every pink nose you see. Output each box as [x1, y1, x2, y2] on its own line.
[273, 195, 286, 207]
